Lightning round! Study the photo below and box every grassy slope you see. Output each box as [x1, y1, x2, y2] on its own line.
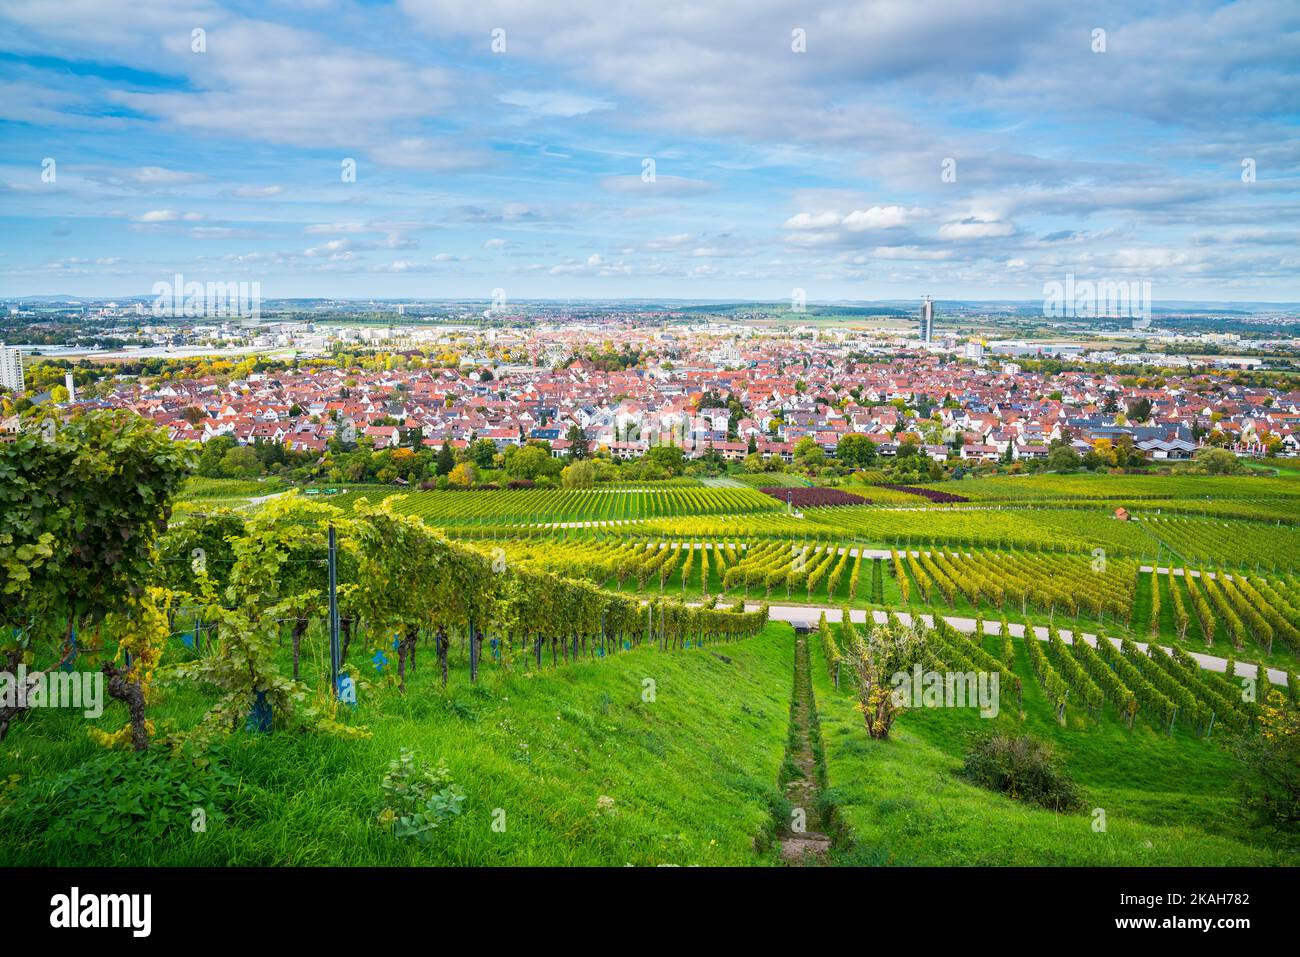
[807, 623, 1293, 866]
[1, 622, 795, 867]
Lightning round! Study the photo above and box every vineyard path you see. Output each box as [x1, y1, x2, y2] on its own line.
[705, 603, 1292, 686]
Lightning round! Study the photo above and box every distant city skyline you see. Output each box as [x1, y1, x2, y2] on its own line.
[2, 1, 1298, 302]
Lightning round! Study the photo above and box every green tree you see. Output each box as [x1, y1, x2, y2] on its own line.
[1194, 446, 1243, 475]
[504, 443, 559, 481]
[435, 441, 456, 476]
[645, 443, 686, 475]
[561, 459, 598, 488]
[565, 424, 590, 460]
[196, 434, 237, 477]
[219, 445, 262, 478]
[468, 438, 498, 470]
[1046, 444, 1081, 472]
[794, 435, 825, 468]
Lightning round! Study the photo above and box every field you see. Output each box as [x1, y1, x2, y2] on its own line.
[2, 623, 794, 866]
[810, 619, 1286, 865]
[7, 460, 1298, 868]
[283, 484, 782, 525]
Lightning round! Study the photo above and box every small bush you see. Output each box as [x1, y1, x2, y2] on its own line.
[960, 732, 1083, 812]
[376, 748, 465, 842]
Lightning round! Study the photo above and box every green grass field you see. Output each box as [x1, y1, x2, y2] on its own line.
[1, 624, 795, 866]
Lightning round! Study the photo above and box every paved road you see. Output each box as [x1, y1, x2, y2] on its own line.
[731, 602, 1291, 686]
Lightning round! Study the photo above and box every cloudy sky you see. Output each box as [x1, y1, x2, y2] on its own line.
[1, 0, 1298, 301]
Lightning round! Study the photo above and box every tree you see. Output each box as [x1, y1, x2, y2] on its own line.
[1090, 437, 1117, 467]
[837, 433, 876, 468]
[1127, 397, 1152, 423]
[561, 459, 597, 488]
[1046, 445, 1081, 472]
[793, 436, 825, 469]
[504, 443, 559, 481]
[218, 445, 262, 478]
[468, 438, 497, 469]
[1194, 446, 1243, 475]
[1227, 690, 1299, 831]
[196, 434, 237, 476]
[435, 441, 456, 476]
[645, 443, 686, 475]
[565, 424, 590, 460]
[448, 462, 477, 487]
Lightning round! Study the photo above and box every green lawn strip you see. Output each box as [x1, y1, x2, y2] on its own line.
[1, 622, 796, 867]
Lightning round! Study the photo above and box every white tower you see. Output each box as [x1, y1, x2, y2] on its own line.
[919, 296, 934, 344]
[0, 343, 24, 392]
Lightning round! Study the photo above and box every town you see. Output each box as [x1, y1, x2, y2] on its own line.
[1, 303, 1295, 489]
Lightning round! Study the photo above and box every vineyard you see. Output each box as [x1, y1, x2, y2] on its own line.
[923, 472, 1300, 505]
[757, 486, 867, 508]
[3, 412, 1298, 868]
[321, 484, 783, 525]
[808, 613, 1291, 865]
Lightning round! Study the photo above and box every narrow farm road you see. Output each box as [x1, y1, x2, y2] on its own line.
[745, 604, 1291, 687]
[776, 630, 831, 865]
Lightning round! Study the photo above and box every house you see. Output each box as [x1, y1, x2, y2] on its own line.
[961, 443, 1000, 461]
[362, 425, 400, 448]
[1136, 438, 1196, 460]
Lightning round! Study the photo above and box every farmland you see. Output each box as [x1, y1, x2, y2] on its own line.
[282, 484, 783, 525]
[5, 419, 1298, 871]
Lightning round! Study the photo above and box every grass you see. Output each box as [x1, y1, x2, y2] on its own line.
[0, 622, 796, 866]
[807, 623, 1294, 865]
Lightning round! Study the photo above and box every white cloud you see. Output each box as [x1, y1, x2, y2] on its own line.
[599, 174, 716, 196]
[231, 185, 284, 198]
[133, 209, 203, 223]
[498, 89, 614, 117]
[938, 218, 1015, 240]
[368, 137, 490, 173]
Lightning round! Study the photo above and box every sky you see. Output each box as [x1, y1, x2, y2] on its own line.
[1, 0, 1298, 303]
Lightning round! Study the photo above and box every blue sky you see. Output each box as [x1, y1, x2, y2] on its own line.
[1, 0, 1298, 301]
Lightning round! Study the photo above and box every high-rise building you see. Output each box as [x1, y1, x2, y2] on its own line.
[65, 372, 77, 403]
[918, 296, 935, 343]
[0, 343, 24, 393]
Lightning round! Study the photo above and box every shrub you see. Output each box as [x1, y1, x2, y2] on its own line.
[960, 731, 1083, 811]
[1226, 690, 1300, 832]
[376, 748, 465, 842]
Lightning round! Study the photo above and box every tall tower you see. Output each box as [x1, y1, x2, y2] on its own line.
[0, 343, 24, 393]
[919, 296, 934, 344]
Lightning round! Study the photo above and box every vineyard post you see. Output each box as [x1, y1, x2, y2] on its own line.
[328, 523, 341, 698]
[469, 616, 478, 683]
